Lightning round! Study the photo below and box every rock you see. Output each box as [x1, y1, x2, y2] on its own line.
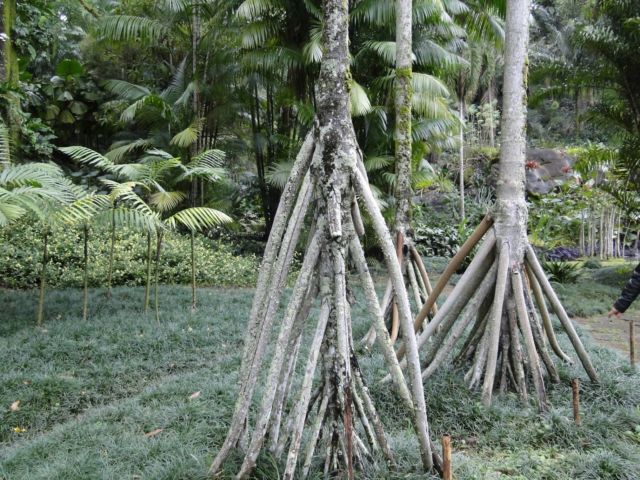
[525, 149, 575, 195]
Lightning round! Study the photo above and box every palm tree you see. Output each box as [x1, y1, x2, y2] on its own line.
[60, 146, 162, 302]
[61, 144, 231, 315]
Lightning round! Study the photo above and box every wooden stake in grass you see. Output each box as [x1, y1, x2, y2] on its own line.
[442, 434, 452, 480]
[571, 378, 581, 426]
[629, 320, 635, 368]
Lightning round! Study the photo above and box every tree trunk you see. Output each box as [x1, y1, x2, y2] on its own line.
[208, 0, 436, 476]
[488, 86, 496, 148]
[154, 230, 163, 323]
[83, 224, 89, 321]
[190, 231, 196, 310]
[393, 0, 413, 239]
[393, 0, 598, 409]
[37, 229, 49, 327]
[107, 209, 116, 299]
[144, 231, 152, 313]
[579, 210, 585, 257]
[459, 100, 466, 221]
[2, 0, 17, 86]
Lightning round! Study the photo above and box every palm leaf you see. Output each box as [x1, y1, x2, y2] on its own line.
[149, 191, 187, 212]
[170, 118, 204, 148]
[103, 79, 151, 101]
[97, 15, 168, 44]
[350, 80, 373, 117]
[166, 206, 232, 231]
[265, 161, 293, 188]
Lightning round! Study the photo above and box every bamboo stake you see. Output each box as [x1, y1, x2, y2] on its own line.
[442, 434, 452, 480]
[630, 320, 635, 368]
[512, 269, 548, 412]
[571, 378, 581, 426]
[409, 245, 437, 315]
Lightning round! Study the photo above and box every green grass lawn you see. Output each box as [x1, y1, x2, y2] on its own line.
[1, 283, 639, 479]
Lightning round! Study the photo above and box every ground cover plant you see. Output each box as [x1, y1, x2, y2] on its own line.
[0, 271, 639, 479]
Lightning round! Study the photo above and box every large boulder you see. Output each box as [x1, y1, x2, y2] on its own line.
[525, 148, 575, 194]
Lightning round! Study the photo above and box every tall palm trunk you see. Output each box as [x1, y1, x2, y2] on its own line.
[3, 0, 20, 149]
[154, 230, 164, 323]
[37, 229, 49, 327]
[107, 209, 116, 299]
[83, 224, 89, 321]
[458, 100, 466, 221]
[488, 87, 495, 148]
[393, 0, 413, 239]
[2, 0, 17, 85]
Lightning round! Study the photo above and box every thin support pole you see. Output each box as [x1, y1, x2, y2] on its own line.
[442, 434, 452, 480]
[571, 378, 581, 426]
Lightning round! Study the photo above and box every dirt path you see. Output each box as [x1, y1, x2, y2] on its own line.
[574, 315, 639, 364]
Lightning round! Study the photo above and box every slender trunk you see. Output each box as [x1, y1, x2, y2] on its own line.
[37, 229, 49, 327]
[2, 0, 20, 150]
[393, 0, 413, 238]
[2, 0, 17, 85]
[144, 231, 152, 313]
[599, 209, 604, 259]
[154, 230, 164, 323]
[191, 231, 196, 310]
[107, 209, 115, 298]
[459, 101, 466, 221]
[579, 210, 585, 257]
[488, 87, 495, 148]
[83, 224, 89, 321]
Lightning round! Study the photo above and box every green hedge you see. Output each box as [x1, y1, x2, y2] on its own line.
[0, 221, 259, 289]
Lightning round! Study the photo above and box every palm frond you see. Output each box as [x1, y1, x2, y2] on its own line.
[96, 15, 168, 44]
[103, 79, 151, 101]
[120, 94, 171, 123]
[364, 155, 393, 172]
[60, 146, 115, 172]
[265, 161, 293, 188]
[106, 139, 154, 163]
[412, 72, 450, 97]
[149, 190, 187, 212]
[237, 0, 283, 20]
[170, 118, 204, 148]
[350, 80, 373, 117]
[165, 206, 232, 231]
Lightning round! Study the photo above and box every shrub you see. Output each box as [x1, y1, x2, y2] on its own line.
[542, 260, 582, 284]
[0, 220, 259, 289]
[583, 258, 602, 269]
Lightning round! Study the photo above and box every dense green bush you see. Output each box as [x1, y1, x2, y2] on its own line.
[0, 221, 259, 289]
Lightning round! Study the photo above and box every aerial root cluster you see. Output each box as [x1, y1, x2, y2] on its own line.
[209, 130, 441, 479]
[384, 216, 599, 411]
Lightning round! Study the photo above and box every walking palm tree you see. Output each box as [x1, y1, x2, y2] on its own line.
[386, 0, 599, 413]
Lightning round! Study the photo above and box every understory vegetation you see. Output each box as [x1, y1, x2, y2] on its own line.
[0, 221, 258, 289]
[0, 275, 638, 479]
